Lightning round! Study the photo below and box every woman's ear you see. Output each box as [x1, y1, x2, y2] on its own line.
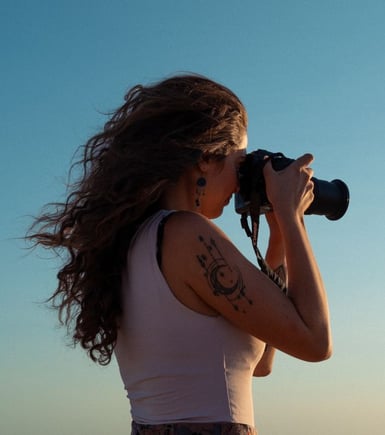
[197, 159, 210, 173]
[196, 152, 212, 173]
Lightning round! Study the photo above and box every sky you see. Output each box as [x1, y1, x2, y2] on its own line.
[1, 1, 384, 434]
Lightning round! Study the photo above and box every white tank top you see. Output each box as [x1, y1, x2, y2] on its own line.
[115, 210, 264, 426]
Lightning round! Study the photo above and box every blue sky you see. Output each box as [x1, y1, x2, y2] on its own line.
[1, 1, 384, 434]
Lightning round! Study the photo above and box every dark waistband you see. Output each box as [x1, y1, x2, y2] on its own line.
[131, 421, 256, 435]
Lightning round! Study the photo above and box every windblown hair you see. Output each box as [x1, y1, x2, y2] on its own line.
[28, 73, 247, 365]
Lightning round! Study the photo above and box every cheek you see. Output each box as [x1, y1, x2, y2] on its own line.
[225, 167, 239, 192]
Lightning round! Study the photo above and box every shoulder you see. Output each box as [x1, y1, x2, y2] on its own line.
[161, 210, 239, 284]
[161, 210, 254, 304]
[163, 210, 228, 242]
[161, 211, 236, 263]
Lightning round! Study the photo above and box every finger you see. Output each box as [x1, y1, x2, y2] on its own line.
[303, 166, 314, 180]
[305, 180, 315, 203]
[262, 158, 274, 176]
[294, 153, 314, 168]
[308, 167, 314, 179]
[305, 178, 314, 193]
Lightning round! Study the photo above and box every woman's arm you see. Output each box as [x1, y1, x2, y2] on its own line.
[163, 154, 332, 362]
[262, 154, 332, 361]
[253, 212, 285, 376]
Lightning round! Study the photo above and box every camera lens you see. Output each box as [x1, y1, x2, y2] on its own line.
[306, 178, 350, 220]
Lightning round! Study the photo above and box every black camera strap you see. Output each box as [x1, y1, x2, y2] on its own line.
[240, 190, 288, 294]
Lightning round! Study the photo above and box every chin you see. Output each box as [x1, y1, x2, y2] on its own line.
[202, 202, 227, 219]
[209, 207, 225, 220]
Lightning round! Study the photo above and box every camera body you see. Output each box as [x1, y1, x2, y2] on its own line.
[235, 149, 349, 221]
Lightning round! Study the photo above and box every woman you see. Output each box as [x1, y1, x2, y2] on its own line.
[29, 74, 332, 434]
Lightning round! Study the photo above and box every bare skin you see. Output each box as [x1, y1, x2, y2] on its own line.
[252, 212, 286, 376]
[159, 138, 332, 370]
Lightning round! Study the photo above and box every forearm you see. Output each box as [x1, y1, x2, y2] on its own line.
[278, 215, 332, 359]
[260, 154, 332, 361]
[265, 212, 287, 286]
[254, 214, 286, 377]
[265, 234, 287, 284]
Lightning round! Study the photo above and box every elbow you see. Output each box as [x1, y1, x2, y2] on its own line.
[319, 341, 333, 361]
[311, 348, 332, 363]
[254, 367, 273, 377]
[253, 363, 274, 377]
[317, 330, 333, 361]
[307, 338, 333, 362]
[298, 322, 333, 362]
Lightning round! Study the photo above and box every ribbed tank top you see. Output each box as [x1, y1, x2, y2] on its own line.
[114, 210, 264, 426]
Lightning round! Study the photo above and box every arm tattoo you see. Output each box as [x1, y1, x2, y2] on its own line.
[196, 235, 253, 313]
[274, 264, 286, 283]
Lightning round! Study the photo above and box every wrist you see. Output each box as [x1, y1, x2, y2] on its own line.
[274, 209, 305, 231]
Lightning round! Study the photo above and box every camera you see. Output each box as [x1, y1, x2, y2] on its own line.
[235, 149, 350, 220]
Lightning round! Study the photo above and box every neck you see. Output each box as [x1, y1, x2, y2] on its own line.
[159, 172, 197, 212]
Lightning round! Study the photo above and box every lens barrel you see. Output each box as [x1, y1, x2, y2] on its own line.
[306, 178, 349, 220]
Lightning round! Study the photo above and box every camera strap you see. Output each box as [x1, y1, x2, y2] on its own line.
[240, 191, 288, 294]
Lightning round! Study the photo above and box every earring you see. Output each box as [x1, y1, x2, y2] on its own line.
[195, 177, 207, 208]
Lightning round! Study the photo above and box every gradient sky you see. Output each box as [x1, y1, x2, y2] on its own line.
[1, 1, 385, 434]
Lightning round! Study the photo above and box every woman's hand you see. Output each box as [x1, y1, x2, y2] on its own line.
[263, 153, 315, 220]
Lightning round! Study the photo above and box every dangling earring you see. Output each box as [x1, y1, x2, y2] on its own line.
[195, 177, 207, 208]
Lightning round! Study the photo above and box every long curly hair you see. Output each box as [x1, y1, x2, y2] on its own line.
[28, 73, 248, 365]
